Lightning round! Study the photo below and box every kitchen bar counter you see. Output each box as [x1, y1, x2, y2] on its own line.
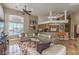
[38, 32, 69, 41]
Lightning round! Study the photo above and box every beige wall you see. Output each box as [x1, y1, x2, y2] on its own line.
[71, 11, 79, 39]
[0, 4, 4, 20]
[3, 7, 30, 34]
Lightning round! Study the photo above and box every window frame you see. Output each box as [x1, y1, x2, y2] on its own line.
[8, 15, 24, 37]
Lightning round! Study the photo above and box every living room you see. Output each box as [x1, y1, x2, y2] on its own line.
[0, 3, 79, 55]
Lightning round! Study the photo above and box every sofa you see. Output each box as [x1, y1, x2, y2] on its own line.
[42, 44, 66, 55]
[26, 44, 66, 55]
[36, 33, 66, 55]
[20, 33, 66, 55]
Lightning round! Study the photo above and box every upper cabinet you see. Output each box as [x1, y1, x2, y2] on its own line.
[0, 5, 4, 20]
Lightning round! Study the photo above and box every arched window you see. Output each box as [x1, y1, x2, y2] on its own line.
[8, 15, 24, 37]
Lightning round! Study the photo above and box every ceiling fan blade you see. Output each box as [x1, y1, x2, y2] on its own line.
[23, 9, 31, 13]
[23, 10, 31, 15]
[28, 11, 32, 12]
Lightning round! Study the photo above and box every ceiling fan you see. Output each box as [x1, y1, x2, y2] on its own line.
[22, 5, 32, 15]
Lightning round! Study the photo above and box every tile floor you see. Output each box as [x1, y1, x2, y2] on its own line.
[55, 38, 79, 55]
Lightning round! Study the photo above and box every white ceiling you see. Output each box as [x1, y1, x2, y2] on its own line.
[3, 3, 79, 16]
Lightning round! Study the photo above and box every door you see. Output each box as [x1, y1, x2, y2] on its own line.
[74, 25, 79, 38]
[74, 25, 77, 38]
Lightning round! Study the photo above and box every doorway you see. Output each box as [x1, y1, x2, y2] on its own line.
[74, 25, 79, 38]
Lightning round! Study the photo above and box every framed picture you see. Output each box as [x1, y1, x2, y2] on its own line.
[59, 24, 65, 32]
